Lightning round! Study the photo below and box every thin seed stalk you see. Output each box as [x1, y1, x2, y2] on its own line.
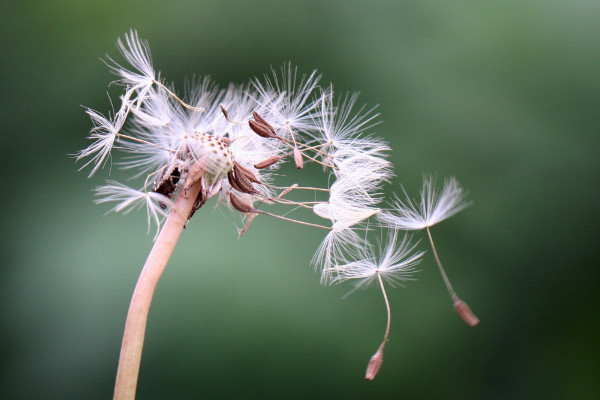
[365, 272, 392, 380]
[113, 181, 202, 400]
[426, 227, 479, 326]
[425, 227, 456, 299]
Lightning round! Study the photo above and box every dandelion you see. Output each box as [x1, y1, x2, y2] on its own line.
[76, 31, 477, 397]
[326, 231, 423, 379]
[380, 175, 479, 326]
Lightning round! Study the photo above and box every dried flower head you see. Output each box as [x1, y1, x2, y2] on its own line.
[76, 31, 478, 390]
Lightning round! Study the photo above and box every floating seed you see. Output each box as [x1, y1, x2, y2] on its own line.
[454, 298, 480, 327]
[365, 346, 384, 381]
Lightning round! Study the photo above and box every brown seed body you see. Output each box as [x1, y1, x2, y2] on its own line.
[454, 299, 480, 327]
[229, 192, 259, 214]
[249, 120, 277, 138]
[252, 112, 277, 136]
[293, 147, 304, 169]
[219, 104, 229, 119]
[227, 170, 259, 195]
[254, 156, 283, 169]
[227, 171, 245, 193]
[234, 162, 261, 184]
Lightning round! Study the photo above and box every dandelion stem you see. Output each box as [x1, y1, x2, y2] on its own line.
[113, 182, 202, 400]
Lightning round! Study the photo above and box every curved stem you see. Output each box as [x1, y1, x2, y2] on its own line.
[113, 182, 202, 400]
[365, 272, 392, 380]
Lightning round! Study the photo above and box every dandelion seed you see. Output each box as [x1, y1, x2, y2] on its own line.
[380, 175, 478, 326]
[325, 231, 424, 379]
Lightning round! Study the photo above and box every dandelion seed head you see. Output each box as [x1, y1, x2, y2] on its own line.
[77, 31, 477, 379]
[78, 32, 471, 301]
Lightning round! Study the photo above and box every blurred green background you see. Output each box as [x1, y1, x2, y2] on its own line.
[1, 1, 599, 399]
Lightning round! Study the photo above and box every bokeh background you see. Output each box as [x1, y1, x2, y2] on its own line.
[1, 1, 599, 399]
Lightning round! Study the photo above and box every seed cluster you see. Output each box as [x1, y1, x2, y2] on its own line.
[195, 133, 234, 168]
[153, 132, 235, 204]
